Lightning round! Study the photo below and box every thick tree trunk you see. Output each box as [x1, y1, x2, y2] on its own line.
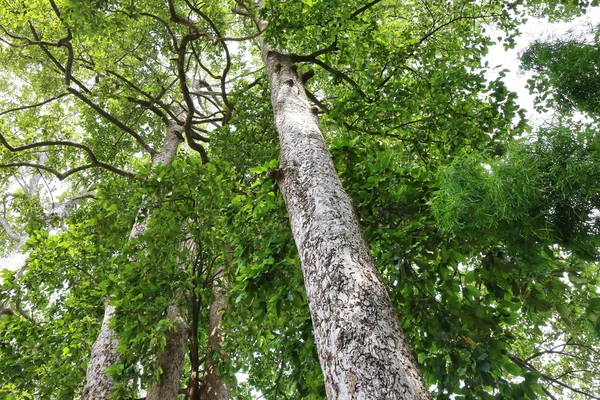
[262, 50, 431, 399]
[146, 306, 189, 400]
[198, 265, 230, 400]
[146, 238, 196, 400]
[81, 302, 120, 400]
[81, 123, 183, 399]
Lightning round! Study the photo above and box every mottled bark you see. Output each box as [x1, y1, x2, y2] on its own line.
[146, 306, 189, 400]
[81, 123, 183, 399]
[262, 50, 431, 399]
[199, 266, 230, 400]
[80, 302, 119, 400]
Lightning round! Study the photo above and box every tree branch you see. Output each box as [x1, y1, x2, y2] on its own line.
[0, 93, 69, 117]
[349, 0, 385, 19]
[67, 87, 156, 155]
[0, 215, 25, 242]
[290, 54, 372, 102]
[0, 135, 135, 179]
[27, 22, 92, 94]
[509, 354, 600, 399]
[0, 162, 127, 181]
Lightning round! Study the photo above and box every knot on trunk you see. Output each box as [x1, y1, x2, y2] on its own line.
[266, 168, 284, 180]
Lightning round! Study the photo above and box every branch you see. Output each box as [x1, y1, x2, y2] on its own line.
[183, 0, 234, 114]
[526, 349, 596, 365]
[0, 307, 15, 316]
[0, 162, 127, 181]
[67, 87, 156, 155]
[527, 342, 600, 361]
[0, 93, 69, 117]
[0, 135, 135, 179]
[290, 41, 337, 60]
[104, 69, 178, 122]
[138, 11, 178, 52]
[14, 298, 37, 325]
[0, 215, 25, 242]
[349, 0, 384, 19]
[24, 24, 156, 155]
[509, 354, 600, 399]
[27, 22, 92, 94]
[305, 89, 329, 113]
[290, 55, 372, 102]
[49, 191, 96, 218]
[541, 385, 559, 400]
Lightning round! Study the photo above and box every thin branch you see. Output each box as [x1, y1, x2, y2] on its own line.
[541, 385, 559, 400]
[349, 0, 384, 19]
[0, 135, 135, 179]
[138, 11, 178, 52]
[290, 55, 372, 102]
[0, 93, 69, 117]
[67, 87, 156, 155]
[526, 350, 597, 365]
[28, 22, 92, 94]
[184, 0, 234, 114]
[105, 70, 177, 121]
[0, 162, 127, 181]
[528, 342, 600, 359]
[510, 354, 600, 400]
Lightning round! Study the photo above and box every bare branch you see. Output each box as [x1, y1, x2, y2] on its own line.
[510, 354, 600, 400]
[0, 162, 131, 180]
[0, 135, 135, 179]
[0, 93, 69, 117]
[349, 0, 384, 19]
[67, 87, 156, 155]
[0, 215, 25, 242]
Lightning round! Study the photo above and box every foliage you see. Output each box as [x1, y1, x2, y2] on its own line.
[521, 29, 600, 116]
[432, 124, 600, 260]
[0, 0, 599, 399]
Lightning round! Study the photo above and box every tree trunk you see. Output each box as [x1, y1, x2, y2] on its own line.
[81, 123, 183, 399]
[262, 50, 431, 399]
[81, 302, 120, 400]
[146, 306, 189, 400]
[198, 265, 230, 400]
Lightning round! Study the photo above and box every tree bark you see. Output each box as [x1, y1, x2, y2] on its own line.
[81, 302, 120, 400]
[81, 122, 183, 399]
[262, 50, 431, 399]
[146, 306, 189, 400]
[198, 265, 230, 400]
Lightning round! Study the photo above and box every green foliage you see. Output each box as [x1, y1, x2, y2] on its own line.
[521, 32, 600, 116]
[432, 124, 600, 260]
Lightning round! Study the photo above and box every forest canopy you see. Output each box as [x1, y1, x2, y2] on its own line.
[0, 0, 599, 399]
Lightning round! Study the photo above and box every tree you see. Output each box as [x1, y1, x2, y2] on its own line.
[1, 0, 599, 399]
